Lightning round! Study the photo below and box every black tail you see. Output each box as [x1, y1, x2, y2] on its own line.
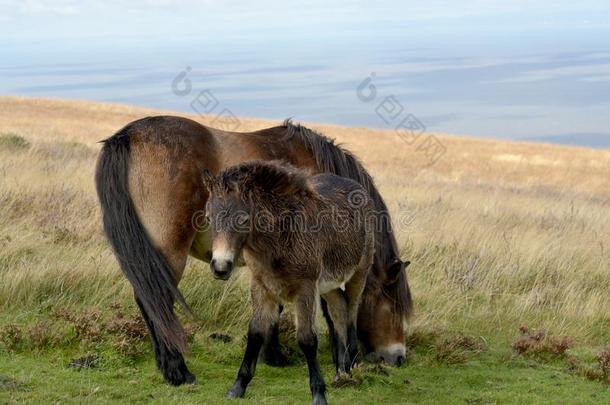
[95, 126, 190, 353]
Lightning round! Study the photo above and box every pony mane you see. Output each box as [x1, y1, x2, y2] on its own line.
[281, 119, 412, 319]
[218, 160, 312, 197]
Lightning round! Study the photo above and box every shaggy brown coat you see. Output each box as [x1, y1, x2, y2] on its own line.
[202, 161, 375, 405]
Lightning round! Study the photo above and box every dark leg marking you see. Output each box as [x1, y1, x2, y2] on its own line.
[136, 297, 195, 385]
[346, 322, 359, 368]
[299, 335, 328, 405]
[320, 298, 339, 368]
[227, 329, 265, 398]
[260, 305, 289, 367]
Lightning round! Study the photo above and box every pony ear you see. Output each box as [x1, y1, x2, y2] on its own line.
[202, 169, 216, 192]
[387, 259, 407, 283]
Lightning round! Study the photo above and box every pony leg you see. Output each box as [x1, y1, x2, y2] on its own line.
[227, 286, 279, 399]
[321, 289, 351, 376]
[320, 298, 338, 366]
[135, 296, 195, 385]
[344, 263, 370, 365]
[296, 284, 327, 405]
[128, 206, 195, 386]
[132, 240, 194, 385]
[259, 304, 289, 367]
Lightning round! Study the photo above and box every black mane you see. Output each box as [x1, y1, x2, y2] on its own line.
[281, 119, 412, 318]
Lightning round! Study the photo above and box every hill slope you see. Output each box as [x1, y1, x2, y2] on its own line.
[1, 96, 609, 403]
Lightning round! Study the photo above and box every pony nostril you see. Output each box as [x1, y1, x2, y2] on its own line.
[396, 355, 405, 366]
[226, 260, 233, 269]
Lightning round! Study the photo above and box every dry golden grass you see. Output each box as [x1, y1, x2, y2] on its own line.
[0, 95, 608, 347]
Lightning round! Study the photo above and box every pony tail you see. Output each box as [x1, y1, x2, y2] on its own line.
[95, 129, 190, 353]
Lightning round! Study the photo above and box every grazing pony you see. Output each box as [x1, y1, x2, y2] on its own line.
[202, 161, 375, 405]
[95, 117, 411, 385]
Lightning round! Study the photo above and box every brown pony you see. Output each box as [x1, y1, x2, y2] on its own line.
[202, 161, 375, 404]
[95, 117, 412, 385]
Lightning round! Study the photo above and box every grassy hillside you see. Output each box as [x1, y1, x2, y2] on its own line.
[0, 96, 608, 403]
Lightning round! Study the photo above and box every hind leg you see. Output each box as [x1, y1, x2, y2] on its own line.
[136, 296, 195, 385]
[130, 234, 195, 385]
[134, 238, 195, 385]
[321, 289, 351, 377]
[127, 136, 206, 385]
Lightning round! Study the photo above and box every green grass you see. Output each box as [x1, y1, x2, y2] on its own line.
[0, 227, 608, 404]
[1, 336, 608, 404]
[0, 300, 608, 404]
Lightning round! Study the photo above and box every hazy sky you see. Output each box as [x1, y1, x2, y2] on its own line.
[1, 1, 610, 146]
[3, 1, 610, 41]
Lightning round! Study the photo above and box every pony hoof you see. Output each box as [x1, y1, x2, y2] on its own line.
[333, 371, 348, 383]
[165, 370, 195, 386]
[312, 393, 328, 405]
[185, 372, 197, 385]
[226, 384, 245, 399]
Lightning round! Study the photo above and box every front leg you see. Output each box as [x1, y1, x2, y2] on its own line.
[320, 297, 339, 366]
[259, 304, 289, 367]
[296, 283, 328, 405]
[227, 287, 279, 399]
[344, 263, 369, 365]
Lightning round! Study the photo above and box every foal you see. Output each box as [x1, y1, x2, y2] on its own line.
[202, 161, 375, 405]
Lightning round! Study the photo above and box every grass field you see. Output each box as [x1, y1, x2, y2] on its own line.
[0, 96, 609, 404]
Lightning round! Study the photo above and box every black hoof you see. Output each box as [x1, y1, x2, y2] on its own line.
[164, 367, 196, 386]
[226, 383, 245, 398]
[312, 393, 328, 405]
[160, 353, 196, 386]
[184, 371, 197, 385]
[260, 347, 289, 367]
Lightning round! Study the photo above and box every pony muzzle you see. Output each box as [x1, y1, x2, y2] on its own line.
[210, 257, 234, 280]
[367, 343, 407, 366]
